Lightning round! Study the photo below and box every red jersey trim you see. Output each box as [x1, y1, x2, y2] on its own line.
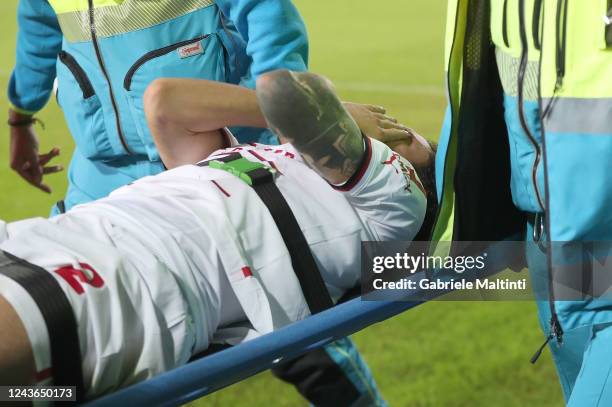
[211, 180, 231, 197]
[333, 136, 372, 192]
[247, 149, 267, 162]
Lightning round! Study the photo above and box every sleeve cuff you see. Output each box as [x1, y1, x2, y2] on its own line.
[331, 135, 372, 192]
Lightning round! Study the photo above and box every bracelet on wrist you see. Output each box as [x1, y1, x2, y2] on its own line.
[7, 117, 45, 129]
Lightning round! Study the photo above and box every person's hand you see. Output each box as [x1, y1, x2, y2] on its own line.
[343, 102, 412, 144]
[9, 112, 63, 193]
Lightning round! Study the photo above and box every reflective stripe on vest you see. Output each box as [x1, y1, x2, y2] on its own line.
[434, 0, 612, 246]
[443, 0, 612, 139]
[543, 98, 612, 134]
[49, 0, 215, 43]
[48, 0, 123, 14]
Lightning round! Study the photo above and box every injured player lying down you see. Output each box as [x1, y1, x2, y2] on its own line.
[0, 71, 435, 397]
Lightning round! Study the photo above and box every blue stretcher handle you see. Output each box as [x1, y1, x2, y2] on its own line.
[84, 297, 422, 407]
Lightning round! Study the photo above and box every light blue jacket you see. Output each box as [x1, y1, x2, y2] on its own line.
[435, 0, 612, 332]
[8, 0, 308, 208]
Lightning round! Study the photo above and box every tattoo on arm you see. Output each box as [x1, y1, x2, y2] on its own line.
[256, 70, 365, 185]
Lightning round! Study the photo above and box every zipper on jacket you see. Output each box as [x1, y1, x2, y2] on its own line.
[88, 0, 132, 154]
[554, 0, 568, 91]
[606, 1, 612, 48]
[541, 0, 568, 118]
[519, 2, 564, 346]
[517, 0, 545, 211]
[502, 0, 510, 48]
[532, 0, 543, 50]
[530, 332, 552, 363]
[124, 34, 210, 91]
[58, 51, 96, 99]
[530, 315, 563, 363]
[534, 0, 564, 358]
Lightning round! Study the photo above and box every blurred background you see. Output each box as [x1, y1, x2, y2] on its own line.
[0, 1, 563, 405]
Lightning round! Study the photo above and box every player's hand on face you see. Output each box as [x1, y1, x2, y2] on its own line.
[9, 124, 63, 194]
[343, 102, 412, 144]
[386, 127, 433, 168]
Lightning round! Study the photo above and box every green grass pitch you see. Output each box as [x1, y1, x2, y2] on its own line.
[0, 1, 563, 405]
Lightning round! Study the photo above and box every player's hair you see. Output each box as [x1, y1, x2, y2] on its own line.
[413, 141, 438, 241]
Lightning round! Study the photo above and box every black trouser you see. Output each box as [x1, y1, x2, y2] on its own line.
[271, 287, 378, 407]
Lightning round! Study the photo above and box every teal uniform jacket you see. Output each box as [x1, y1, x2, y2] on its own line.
[435, 0, 612, 404]
[8, 0, 309, 212]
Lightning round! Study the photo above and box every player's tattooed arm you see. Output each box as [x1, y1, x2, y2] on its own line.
[256, 70, 365, 185]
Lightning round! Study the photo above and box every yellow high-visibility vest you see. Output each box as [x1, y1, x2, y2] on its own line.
[46, 0, 215, 43]
[434, 0, 612, 248]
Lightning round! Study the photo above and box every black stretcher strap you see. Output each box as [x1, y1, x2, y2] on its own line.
[200, 153, 334, 314]
[0, 250, 85, 401]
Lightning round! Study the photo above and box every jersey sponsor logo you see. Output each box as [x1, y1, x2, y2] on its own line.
[54, 263, 104, 295]
[382, 152, 425, 195]
[178, 41, 204, 59]
[382, 154, 398, 167]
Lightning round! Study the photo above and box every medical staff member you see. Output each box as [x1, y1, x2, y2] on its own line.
[8, 0, 307, 211]
[6, 1, 383, 405]
[432, 0, 612, 405]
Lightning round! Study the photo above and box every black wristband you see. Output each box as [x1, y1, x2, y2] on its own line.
[8, 117, 45, 129]
[8, 118, 34, 127]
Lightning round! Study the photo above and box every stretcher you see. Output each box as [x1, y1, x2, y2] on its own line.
[83, 238, 522, 406]
[84, 296, 422, 407]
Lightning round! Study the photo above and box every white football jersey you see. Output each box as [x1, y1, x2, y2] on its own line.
[0, 138, 426, 397]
